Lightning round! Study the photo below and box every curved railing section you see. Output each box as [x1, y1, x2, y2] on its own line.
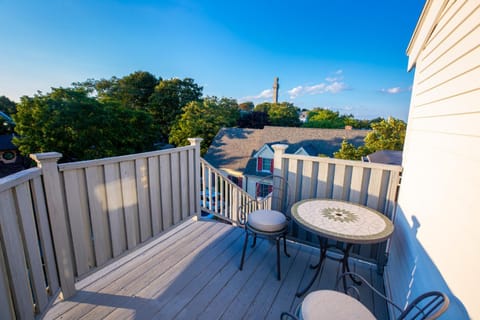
[199, 158, 257, 223]
[0, 168, 60, 319]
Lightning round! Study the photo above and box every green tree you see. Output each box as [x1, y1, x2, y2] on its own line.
[237, 111, 268, 128]
[254, 102, 272, 113]
[0, 96, 17, 115]
[13, 88, 156, 161]
[333, 140, 368, 160]
[116, 71, 159, 110]
[303, 108, 346, 128]
[364, 117, 406, 151]
[333, 117, 406, 160]
[239, 101, 254, 111]
[148, 78, 203, 141]
[74, 71, 159, 111]
[268, 102, 301, 127]
[169, 97, 239, 154]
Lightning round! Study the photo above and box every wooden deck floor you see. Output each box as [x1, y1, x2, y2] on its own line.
[43, 218, 387, 320]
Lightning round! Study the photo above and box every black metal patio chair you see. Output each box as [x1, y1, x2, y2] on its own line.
[281, 271, 449, 320]
[238, 174, 291, 280]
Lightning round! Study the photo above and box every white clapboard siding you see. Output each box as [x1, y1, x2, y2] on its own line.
[15, 182, 49, 312]
[395, 0, 480, 317]
[0, 190, 35, 320]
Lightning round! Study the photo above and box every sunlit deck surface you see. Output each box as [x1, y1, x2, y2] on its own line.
[43, 219, 387, 319]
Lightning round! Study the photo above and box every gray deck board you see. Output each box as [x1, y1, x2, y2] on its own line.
[43, 218, 387, 320]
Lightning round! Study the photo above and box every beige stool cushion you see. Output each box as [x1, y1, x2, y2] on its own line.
[300, 290, 376, 320]
[248, 210, 288, 232]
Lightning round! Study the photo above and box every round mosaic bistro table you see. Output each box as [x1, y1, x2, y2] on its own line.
[291, 199, 394, 297]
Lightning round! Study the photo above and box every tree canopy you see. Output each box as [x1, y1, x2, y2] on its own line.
[169, 97, 239, 154]
[148, 78, 203, 141]
[13, 88, 156, 162]
[0, 95, 17, 115]
[334, 117, 406, 160]
[239, 101, 254, 111]
[268, 102, 301, 127]
[8, 69, 405, 164]
[252, 102, 301, 127]
[303, 108, 382, 129]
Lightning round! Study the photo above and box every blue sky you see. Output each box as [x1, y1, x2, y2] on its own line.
[0, 0, 425, 121]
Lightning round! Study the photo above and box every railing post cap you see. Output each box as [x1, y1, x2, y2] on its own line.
[188, 138, 203, 146]
[272, 144, 288, 152]
[30, 152, 63, 164]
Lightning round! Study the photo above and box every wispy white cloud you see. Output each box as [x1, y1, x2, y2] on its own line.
[326, 70, 344, 83]
[380, 86, 408, 94]
[240, 88, 273, 101]
[288, 70, 348, 99]
[288, 81, 347, 99]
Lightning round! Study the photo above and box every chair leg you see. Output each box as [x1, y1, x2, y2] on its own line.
[239, 231, 249, 271]
[283, 235, 290, 257]
[251, 234, 257, 248]
[276, 237, 281, 280]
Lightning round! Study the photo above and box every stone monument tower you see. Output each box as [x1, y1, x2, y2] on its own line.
[273, 77, 279, 104]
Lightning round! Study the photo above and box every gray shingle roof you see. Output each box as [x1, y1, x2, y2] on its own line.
[366, 150, 403, 165]
[0, 134, 16, 151]
[204, 126, 369, 174]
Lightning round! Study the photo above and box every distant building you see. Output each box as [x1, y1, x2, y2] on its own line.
[299, 111, 308, 123]
[0, 134, 26, 178]
[272, 77, 279, 104]
[363, 150, 402, 165]
[204, 126, 368, 197]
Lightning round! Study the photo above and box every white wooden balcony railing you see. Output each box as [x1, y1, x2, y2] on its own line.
[0, 140, 401, 319]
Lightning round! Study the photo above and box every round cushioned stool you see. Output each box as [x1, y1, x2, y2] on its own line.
[247, 210, 288, 232]
[299, 290, 375, 320]
[239, 209, 290, 280]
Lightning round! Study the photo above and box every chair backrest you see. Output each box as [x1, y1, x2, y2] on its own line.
[237, 175, 291, 226]
[335, 272, 449, 320]
[398, 291, 449, 320]
[255, 174, 291, 214]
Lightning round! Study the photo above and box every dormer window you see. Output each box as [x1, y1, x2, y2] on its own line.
[257, 157, 274, 173]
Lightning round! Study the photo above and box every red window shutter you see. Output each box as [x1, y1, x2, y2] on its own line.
[238, 177, 243, 188]
[257, 157, 263, 171]
[268, 185, 273, 193]
[270, 159, 274, 173]
[255, 182, 260, 197]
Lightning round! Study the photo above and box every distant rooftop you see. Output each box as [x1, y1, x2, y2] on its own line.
[204, 126, 369, 174]
[365, 150, 403, 165]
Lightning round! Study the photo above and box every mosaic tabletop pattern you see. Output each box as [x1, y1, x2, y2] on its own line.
[291, 199, 394, 244]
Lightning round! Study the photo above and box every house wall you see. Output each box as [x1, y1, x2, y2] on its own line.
[387, 0, 479, 318]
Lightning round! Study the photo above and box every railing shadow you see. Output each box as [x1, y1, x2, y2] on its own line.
[386, 206, 469, 318]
